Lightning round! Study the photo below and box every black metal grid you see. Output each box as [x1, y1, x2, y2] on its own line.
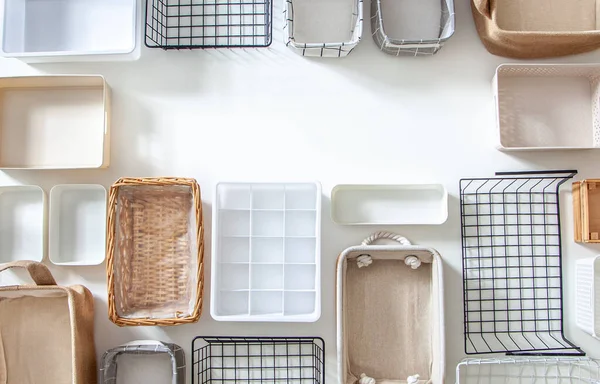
[460, 170, 582, 356]
[192, 336, 325, 383]
[145, 0, 273, 49]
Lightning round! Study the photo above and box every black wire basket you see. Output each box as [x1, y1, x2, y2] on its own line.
[460, 170, 582, 356]
[145, 0, 273, 49]
[192, 336, 325, 383]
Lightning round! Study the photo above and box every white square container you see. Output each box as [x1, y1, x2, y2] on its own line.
[0, 185, 45, 263]
[49, 184, 107, 266]
[0, 75, 110, 169]
[331, 184, 448, 225]
[576, 255, 600, 340]
[494, 64, 600, 150]
[211, 182, 321, 322]
[0, 0, 140, 62]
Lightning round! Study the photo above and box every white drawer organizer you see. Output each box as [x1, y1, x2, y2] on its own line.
[0, 185, 45, 263]
[0, 0, 140, 62]
[211, 182, 321, 322]
[49, 184, 107, 266]
[0, 75, 110, 169]
[494, 64, 600, 150]
[576, 255, 600, 340]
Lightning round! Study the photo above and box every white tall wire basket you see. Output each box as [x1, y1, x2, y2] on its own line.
[456, 357, 600, 384]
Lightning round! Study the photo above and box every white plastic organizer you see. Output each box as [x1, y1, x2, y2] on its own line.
[576, 255, 600, 340]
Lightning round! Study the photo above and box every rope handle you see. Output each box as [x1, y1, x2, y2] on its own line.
[0, 260, 57, 286]
[361, 231, 411, 246]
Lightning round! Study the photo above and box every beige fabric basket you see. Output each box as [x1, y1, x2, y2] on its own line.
[336, 232, 445, 384]
[0, 260, 97, 384]
[106, 177, 204, 326]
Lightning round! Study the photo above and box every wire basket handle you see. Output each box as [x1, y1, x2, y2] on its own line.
[0, 260, 57, 286]
[361, 232, 411, 246]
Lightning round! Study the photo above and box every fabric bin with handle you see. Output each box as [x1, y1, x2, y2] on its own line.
[336, 232, 444, 384]
[0, 260, 96, 384]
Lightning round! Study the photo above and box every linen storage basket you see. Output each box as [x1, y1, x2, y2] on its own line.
[494, 64, 600, 151]
[284, 0, 363, 57]
[472, 0, 600, 58]
[0, 260, 96, 384]
[336, 232, 444, 384]
[576, 255, 600, 340]
[371, 0, 454, 56]
[106, 177, 204, 326]
[100, 340, 185, 384]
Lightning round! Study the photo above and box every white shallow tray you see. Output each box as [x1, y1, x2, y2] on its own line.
[576, 255, 600, 340]
[0, 185, 45, 263]
[211, 182, 321, 322]
[331, 184, 448, 225]
[49, 184, 107, 266]
[0, 0, 140, 62]
[0, 76, 110, 169]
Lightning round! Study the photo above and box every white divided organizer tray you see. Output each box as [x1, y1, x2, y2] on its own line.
[495, 64, 600, 150]
[0, 76, 110, 169]
[576, 255, 600, 339]
[211, 182, 321, 322]
[331, 184, 448, 225]
[49, 184, 107, 266]
[0, 0, 140, 61]
[0, 185, 45, 263]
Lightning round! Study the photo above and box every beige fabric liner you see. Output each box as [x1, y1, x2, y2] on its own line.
[0, 294, 72, 384]
[345, 259, 432, 383]
[495, 0, 600, 32]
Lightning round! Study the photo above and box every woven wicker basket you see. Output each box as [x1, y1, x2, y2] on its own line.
[106, 177, 204, 326]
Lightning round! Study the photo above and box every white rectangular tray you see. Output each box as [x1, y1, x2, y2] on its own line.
[576, 255, 600, 340]
[331, 184, 448, 225]
[211, 182, 321, 322]
[494, 64, 600, 150]
[0, 75, 110, 169]
[0, 0, 140, 62]
[49, 184, 107, 266]
[0, 185, 45, 263]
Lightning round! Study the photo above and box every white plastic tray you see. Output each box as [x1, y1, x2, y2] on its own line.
[49, 184, 107, 266]
[0, 185, 45, 263]
[0, 75, 110, 169]
[211, 182, 321, 322]
[331, 184, 448, 225]
[0, 0, 140, 62]
[576, 255, 600, 340]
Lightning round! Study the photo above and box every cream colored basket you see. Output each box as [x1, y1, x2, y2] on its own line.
[336, 232, 445, 384]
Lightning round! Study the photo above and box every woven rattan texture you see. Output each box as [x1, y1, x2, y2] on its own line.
[107, 177, 204, 326]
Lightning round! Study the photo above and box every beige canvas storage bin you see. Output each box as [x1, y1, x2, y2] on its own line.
[472, 0, 600, 58]
[0, 260, 96, 384]
[336, 232, 445, 384]
[0, 75, 110, 169]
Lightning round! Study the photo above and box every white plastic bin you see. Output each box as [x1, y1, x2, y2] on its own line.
[576, 255, 600, 340]
[211, 182, 321, 322]
[0, 0, 140, 62]
[49, 184, 107, 266]
[0, 185, 45, 263]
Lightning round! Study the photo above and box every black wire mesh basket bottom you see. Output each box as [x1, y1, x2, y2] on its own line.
[145, 0, 273, 49]
[460, 170, 583, 356]
[192, 336, 325, 383]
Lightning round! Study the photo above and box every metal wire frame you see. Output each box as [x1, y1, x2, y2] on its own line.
[456, 357, 600, 384]
[191, 336, 325, 383]
[145, 0, 273, 49]
[460, 170, 582, 356]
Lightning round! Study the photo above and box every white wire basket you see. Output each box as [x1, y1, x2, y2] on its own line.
[456, 357, 600, 384]
[577, 255, 600, 339]
[284, 0, 363, 57]
[371, 0, 454, 56]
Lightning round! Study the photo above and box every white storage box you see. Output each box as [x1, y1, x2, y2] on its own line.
[494, 64, 600, 150]
[0, 0, 140, 62]
[49, 184, 107, 266]
[0, 75, 110, 169]
[576, 255, 600, 340]
[331, 184, 448, 225]
[0, 185, 45, 263]
[336, 232, 445, 384]
[211, 182, 321, 322]
[284, 0, 363, 57]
